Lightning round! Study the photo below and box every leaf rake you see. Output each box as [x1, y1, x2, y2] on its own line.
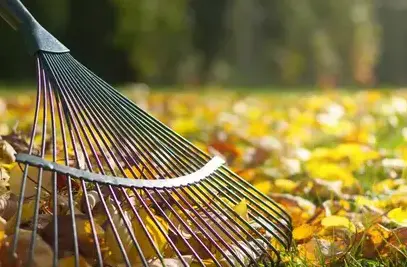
[0, 1, 292, 266]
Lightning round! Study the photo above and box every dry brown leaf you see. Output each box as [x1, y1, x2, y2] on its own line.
[0, 140, 16, 164]
[41, 214, 105, 261]
[0, 229, 53, 267]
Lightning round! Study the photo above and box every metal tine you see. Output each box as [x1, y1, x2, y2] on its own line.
[48, 80, 59, 266]
[222, 172, 292, 233]
[208, 173, 290, 243]
[60, 56, 255, 266]
[28, 66, 48, 267]
[53, 55, 165, 180]
[45, 54, 135, 266]
[94, 77, 292, 227]
[11, 58, 43, 262]
[57, 55, 244, 266]
[58, 86, 211, 267]
[207, 178, 289, 251]
[42, 55, 105, 265]
[59, 56, 178, 182]
[54, 82, 80, 266]
[55, 53, 220, 266]
[79, 69, 291, 229]
[50, 53, 167, 256]
[141, 188, 223, 267]
[66, 57, 204, 176]
[62, 55, 266, 265]
[223, 168, 292, 225]
[49, 54, 168, 266]
[44, 52, 292, 266]
[182, 185, 266, 263]
[195, 180, 281, 262]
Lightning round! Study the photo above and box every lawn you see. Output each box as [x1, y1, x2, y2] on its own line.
[1, 86, 407, 266]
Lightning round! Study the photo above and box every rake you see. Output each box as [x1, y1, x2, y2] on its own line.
[0, 0, 292, 266]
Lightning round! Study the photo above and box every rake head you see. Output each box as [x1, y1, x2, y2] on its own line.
[0, 1, 292, 266]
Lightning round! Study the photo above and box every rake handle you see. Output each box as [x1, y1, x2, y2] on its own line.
[0, 0, 69, 54]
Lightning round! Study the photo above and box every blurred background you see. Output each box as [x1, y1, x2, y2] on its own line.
[0, 0, 406, 89]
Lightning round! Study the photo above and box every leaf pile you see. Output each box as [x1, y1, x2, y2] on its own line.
[2, 89, 407, 266]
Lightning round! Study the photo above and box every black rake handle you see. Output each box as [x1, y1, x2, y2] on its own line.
[0, 0, 69, 54]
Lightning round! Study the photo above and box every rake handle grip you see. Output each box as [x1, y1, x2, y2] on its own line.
[0, 0, 69, 54]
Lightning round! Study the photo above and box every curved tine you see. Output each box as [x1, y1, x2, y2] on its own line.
[53, 55, 160, 180]
[48, 79, 58, 266]
[11, 57, 42, 260]
[58, 71, 222, 267]
[45, 54, 133, 266]
[56, 54, 170, 182]
[86, 69, 291, 226]
[56, 56, 213, 266]
[51, 56, 190, 267]
[28, 66, 48, 267]
[65, 56, 210, 167]
[59, 57, 246, 266]
[49, 52, 182, 264]
[59, 54, 290, 262]
[41, 54, 104, 266]
[59, 58, 250, 265]
[206, 176, 290, 248]
[64, 60, 289, 232]
[51, 54, 170, 266]
[52, 74, 80, 266]
[61, 56, 270, 265]
[78, 65, 212, 161]
[61, 54, 197, 178]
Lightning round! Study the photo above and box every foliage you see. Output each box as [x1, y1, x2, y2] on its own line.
[3, 88, 407, 266]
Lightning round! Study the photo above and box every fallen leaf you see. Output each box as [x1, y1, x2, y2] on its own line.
[0, 140, 16, 164]
[321, 215, 356, 233]
[293, 224, 317, 242]
[233, 198, 249, 221]
[0, 229, 53, 267]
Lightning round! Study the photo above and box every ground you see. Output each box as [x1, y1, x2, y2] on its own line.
[1, 86, 407, 266]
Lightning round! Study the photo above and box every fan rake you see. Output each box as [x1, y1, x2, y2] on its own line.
[0, 0, 292, 266]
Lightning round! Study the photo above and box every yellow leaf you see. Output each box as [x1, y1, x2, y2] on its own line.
[130, 208, 169, 262]
[372, 179, 402, 194]
[293, 224, 316, 241]
[0, 140, 16, 164]
[321, 215, 356, 233]
[253, 180, 272, 194]
[233, 198, 249, 221]
[274, 179, 298, 192]
[306, 162, 356, 187]
[388, 207, 407, 226]
[171, 118, 198, 135]
[6, 201, 35, 234]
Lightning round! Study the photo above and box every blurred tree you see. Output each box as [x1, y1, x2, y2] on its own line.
[377, 0, 407, 85]
[189, 0, 229, 84]
[280, 0, 379, 88]
[65, 0, 134, 84]
[0, 0, 69, 83]
[111, 0, 192, 85]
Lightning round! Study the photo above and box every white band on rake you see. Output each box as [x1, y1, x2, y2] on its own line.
[15, 153, 226, 188]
